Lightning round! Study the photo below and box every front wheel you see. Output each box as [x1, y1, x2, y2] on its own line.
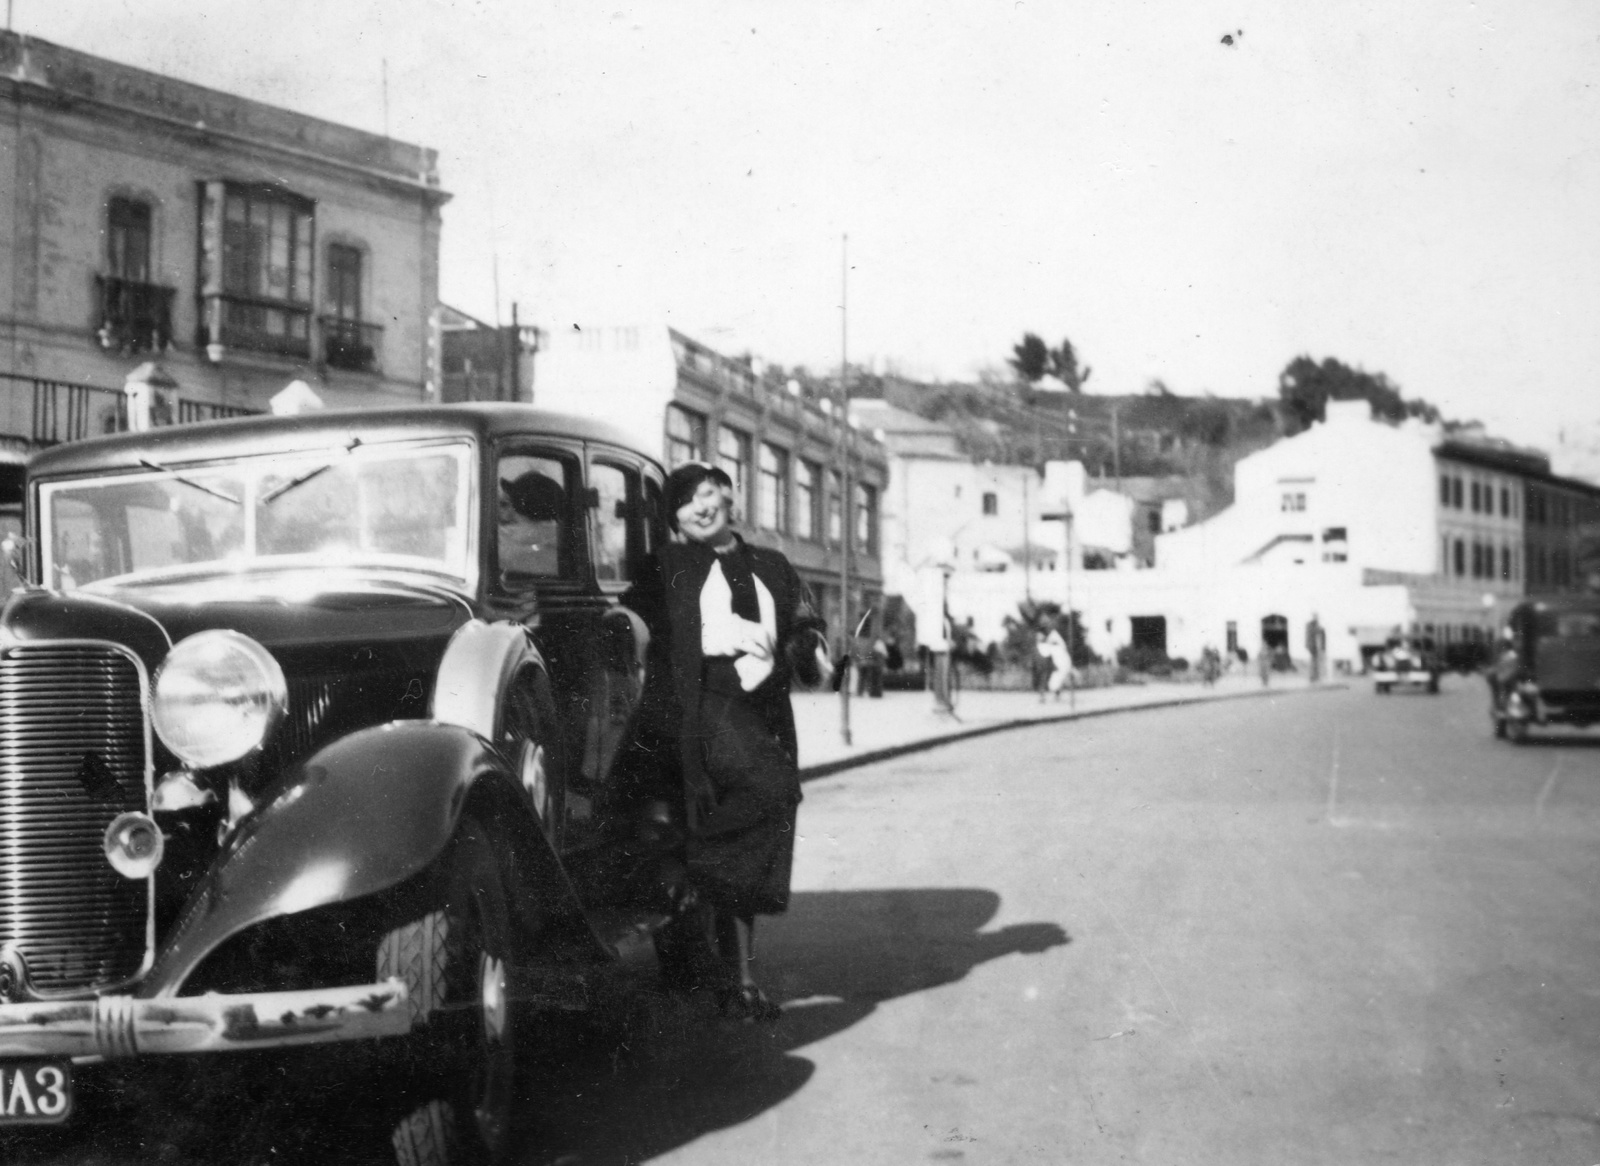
[380, 819, 518, 1166]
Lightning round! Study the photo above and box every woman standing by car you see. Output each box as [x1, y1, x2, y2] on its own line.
[626, 462, 827, 1021]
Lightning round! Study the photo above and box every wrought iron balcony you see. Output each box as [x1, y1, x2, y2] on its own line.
[94, 276, 175, 355]
[319, 317, 384, 373]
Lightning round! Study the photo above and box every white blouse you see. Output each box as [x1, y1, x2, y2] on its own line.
[699, 559, 778, 691]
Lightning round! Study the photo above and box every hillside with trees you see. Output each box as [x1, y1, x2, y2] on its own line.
[757, 338, 1461, 518]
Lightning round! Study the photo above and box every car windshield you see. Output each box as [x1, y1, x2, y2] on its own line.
[41, 439, 475, 589]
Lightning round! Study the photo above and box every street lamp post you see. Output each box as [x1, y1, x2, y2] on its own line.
[837, 234, 852, 747]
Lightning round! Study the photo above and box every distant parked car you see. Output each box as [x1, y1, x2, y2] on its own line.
[1489, 595, 1600, 743]
[0, 404, 694, 1165]
[1371, 635, 1443, 694]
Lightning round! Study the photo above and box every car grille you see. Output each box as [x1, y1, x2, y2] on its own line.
[0, 644, 150, 996]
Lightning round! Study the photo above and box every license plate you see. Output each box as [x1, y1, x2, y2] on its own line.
[0, 1061, 72, 1124]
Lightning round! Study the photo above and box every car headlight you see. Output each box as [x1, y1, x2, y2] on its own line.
[152, 630, 288, 768]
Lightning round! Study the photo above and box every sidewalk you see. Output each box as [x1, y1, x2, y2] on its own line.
[793, 672, 1342, 779]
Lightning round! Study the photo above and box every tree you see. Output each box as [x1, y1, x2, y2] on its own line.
[1048, 338, 1092, 393]
[1277, 355, 1443, 435]
[1000, 599, 1099, 668]
[1008, 333, 1049, 383]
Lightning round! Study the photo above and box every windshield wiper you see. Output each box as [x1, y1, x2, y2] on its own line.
[139, 459, 240, 506]
[261, 438, 362, 505]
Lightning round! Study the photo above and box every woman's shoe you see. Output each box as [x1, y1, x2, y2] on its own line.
[716, 983, 782, 1024]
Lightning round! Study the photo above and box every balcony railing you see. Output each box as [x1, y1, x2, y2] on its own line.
[95, 276, 175, 355]
[199, 293, 312, 359]
[0, 372, 259, 448]
[319, 317, 383, 373]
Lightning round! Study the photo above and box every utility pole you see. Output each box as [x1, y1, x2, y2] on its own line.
[1111, 401, 1122, 488]
[837, 234, 852, 746]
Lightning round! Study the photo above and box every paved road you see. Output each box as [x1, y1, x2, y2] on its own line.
[521, 678, 1600, 1165]
[13, 679, 1600, 1164]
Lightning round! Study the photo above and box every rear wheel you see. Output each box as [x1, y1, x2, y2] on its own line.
[380, 819, 517, 1166]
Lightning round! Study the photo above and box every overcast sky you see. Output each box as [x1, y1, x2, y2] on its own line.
[16, 1, 1599, 450]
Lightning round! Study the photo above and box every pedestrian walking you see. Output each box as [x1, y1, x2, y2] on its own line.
[1257, 646, 1271, 687]
[624, 462, 826, 1022]
[1044, 624, 1075, 700]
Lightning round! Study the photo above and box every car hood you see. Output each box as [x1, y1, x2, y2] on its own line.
[0, 572, 473, 674]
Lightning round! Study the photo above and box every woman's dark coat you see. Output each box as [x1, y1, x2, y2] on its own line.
[623, 536, 821, 915]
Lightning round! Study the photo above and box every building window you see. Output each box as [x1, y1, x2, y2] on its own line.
[108, 197, 152, 283]
[1439, 475, 1451, 507]
[1500, 486, 1511, 518]
[666, 406, 707, 468]
[855, 482, 877, 555]
[1451, 477, 1463, 509]
[1471, 541, 1484, 578]
[1453, 538, 1465, 576]
[97, 197, 172, 354]
[1148, 508, 1162, 535]
[758, 442, 789, 533]
[796, 459, 820, 540]
[198, 182, 315, 358]
[717, 425, 752, 518]
[981, 491, 998, 516]
[1500, 545, 1512, 580]
[321, 243, 380, 372]
[827, 469, 843, 545]
[1470, 482, 1482, 513]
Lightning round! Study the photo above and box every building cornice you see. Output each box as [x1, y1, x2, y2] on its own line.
[1, 32, 450, 208]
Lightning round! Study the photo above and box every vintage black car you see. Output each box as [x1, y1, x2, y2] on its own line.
[1489, 594, 1600, 743]
[0, 404, 691, 1164]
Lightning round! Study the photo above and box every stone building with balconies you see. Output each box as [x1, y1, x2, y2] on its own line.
[528, 323, 888, 641]
[0, 31, 448, 448]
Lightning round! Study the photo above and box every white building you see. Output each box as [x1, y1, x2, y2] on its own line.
[850, 397, 1180, 655]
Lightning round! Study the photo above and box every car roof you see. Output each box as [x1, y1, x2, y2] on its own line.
[28, 403, 658, 478]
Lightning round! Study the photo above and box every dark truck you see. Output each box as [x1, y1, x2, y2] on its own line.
[1490, 594, 1600, 743]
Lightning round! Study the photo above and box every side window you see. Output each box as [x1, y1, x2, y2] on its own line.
[497, 452, 576, 585]
[590, 459, 643, 583]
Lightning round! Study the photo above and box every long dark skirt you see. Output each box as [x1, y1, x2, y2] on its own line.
[686, 689, 802, 917]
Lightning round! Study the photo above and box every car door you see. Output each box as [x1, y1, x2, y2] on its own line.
[579, 447, 668, 806]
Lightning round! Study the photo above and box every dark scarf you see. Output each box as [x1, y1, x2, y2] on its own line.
[714, 539, 761, 622]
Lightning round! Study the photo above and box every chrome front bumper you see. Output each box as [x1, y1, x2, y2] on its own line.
[0, 979, 411, 1061]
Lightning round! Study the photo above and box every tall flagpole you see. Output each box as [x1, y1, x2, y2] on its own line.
[838, 233, 852, 746]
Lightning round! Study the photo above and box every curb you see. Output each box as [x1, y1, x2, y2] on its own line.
[799, 681, 1349, 781]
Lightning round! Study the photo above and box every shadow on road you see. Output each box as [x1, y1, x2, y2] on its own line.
[2, 888, 1067, 1165]
[1504, 734, 1600, 748]
[519, 887, 1068, 1165]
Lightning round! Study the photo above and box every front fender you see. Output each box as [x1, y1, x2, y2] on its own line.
[431, 618, 543, 740]
[140, 722, 514, 998]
